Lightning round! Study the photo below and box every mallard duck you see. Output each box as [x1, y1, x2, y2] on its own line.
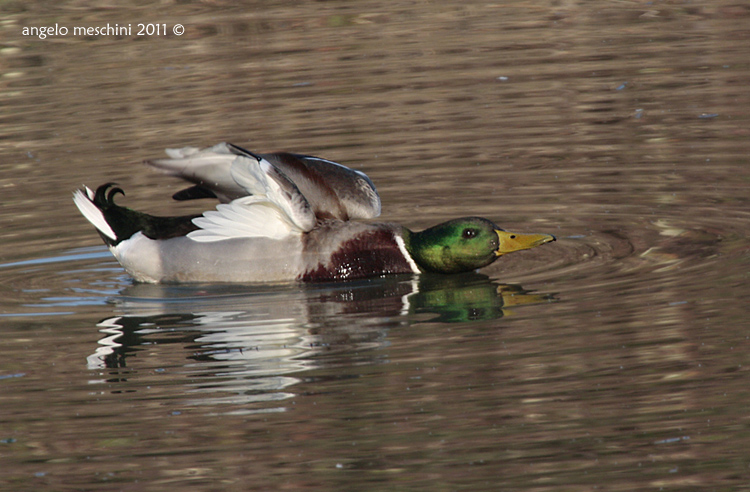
[73, 143, 555, 283]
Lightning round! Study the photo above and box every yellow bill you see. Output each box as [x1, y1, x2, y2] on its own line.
[495, 230, 556, 256]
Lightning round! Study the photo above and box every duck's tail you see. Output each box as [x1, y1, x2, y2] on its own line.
[73, 185, 119, 244]
[73, 183, 200, 246]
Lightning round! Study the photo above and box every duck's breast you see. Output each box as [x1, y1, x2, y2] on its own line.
[300, 221, 419, 282]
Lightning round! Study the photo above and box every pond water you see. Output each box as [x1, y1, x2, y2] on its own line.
[2, 1, 750, 490]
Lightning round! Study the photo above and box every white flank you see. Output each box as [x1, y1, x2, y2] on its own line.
[394, 234, 421, 274]
[73, 188, 117, 241]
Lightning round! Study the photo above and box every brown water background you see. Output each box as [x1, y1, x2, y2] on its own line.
[1, 1, 750, 490]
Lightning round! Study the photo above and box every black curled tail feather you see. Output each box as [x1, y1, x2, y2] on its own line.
[94, 183, 125, 209]
[90, 183, 201, 246]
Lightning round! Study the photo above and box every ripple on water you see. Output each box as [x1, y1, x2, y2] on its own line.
[0, 246, 124, 316]
[487, 200, 747, 296]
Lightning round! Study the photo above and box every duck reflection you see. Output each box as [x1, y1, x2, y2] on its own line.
[88, 274, 554, 409]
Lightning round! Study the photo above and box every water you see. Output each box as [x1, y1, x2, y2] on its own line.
[2, 2, 750, 490]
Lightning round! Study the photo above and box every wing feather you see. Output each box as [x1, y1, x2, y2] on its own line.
[146, 142, 382, 243]
[229, 155, 316, 232]
[188, 197, 299, 242]
[146, 143, 244, 202]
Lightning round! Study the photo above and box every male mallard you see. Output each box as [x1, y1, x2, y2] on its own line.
[73, 143, 555, 283]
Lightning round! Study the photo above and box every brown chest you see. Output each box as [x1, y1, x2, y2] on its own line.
[300, 228, 416, 282]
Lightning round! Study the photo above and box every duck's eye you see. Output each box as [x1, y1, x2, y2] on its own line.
[462, 228, 479, 239]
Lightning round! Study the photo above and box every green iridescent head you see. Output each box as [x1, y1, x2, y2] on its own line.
[406, 217, 555, 274]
